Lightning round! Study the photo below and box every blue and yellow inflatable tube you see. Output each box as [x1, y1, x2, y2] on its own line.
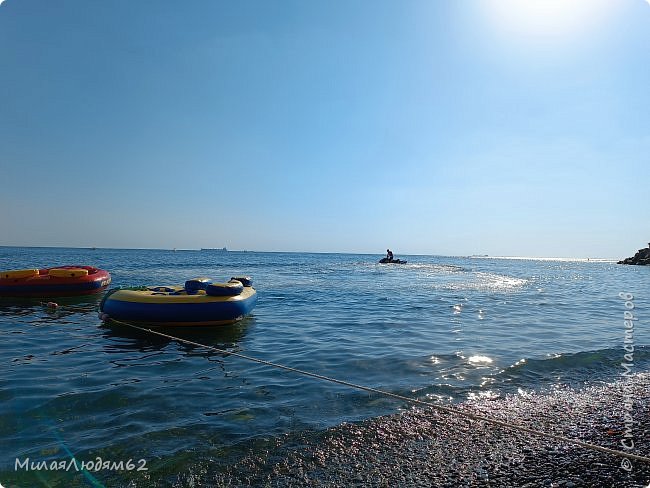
[100, 277, 257, 326]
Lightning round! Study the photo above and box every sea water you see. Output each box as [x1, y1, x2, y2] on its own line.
[1, 247, 649, 485]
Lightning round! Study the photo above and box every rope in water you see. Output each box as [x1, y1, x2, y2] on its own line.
[107, 318, 650, 464]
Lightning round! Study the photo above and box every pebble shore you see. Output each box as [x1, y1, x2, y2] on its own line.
[208, 374, 650, 487]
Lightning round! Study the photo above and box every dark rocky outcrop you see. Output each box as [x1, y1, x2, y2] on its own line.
[618, 245, 650, 265]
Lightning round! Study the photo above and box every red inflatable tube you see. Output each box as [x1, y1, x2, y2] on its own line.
[0, 265, 111, 297]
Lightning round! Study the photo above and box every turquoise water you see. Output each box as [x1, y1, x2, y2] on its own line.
[1, 247, 649, 486]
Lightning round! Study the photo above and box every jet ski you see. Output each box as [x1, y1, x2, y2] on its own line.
[378, 258, 407, 264]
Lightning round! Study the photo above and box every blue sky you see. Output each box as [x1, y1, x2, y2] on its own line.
[1, 0, 648, 258]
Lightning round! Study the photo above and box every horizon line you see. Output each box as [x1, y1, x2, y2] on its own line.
[0, 244, 620, 261]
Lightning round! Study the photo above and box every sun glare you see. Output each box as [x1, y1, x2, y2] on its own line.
[481, 0, 619, 47]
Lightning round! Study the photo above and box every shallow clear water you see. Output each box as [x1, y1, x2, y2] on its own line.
[1, 247, 649, 485]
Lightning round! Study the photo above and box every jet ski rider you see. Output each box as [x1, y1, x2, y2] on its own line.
[386, 249, 394, 262]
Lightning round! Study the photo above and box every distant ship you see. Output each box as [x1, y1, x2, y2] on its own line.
[201, 247, 227, 252]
